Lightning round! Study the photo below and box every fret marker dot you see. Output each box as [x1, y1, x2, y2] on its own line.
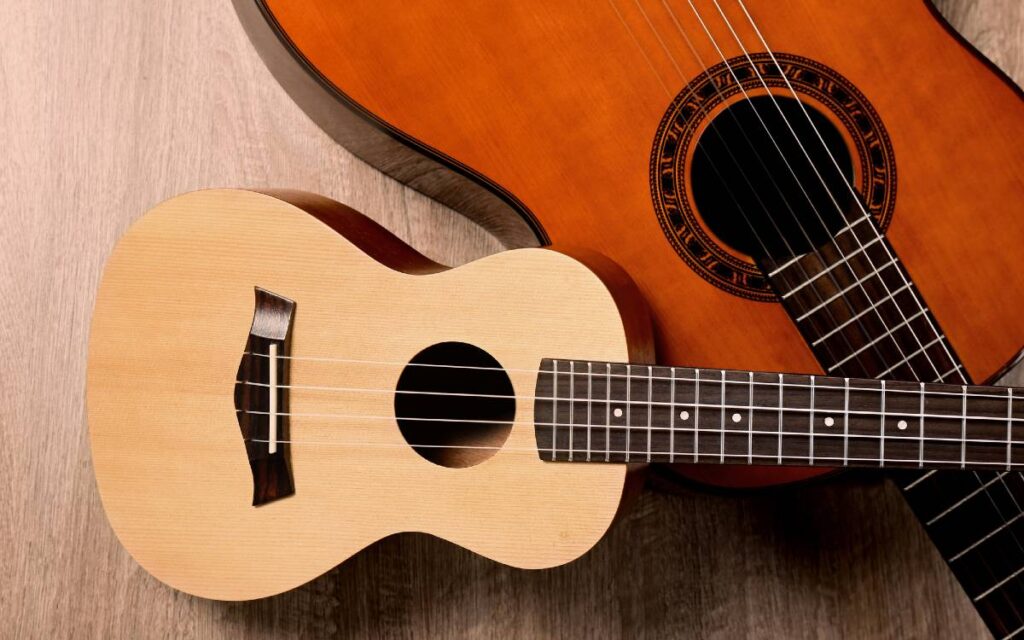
[613, 408, 623, 418]
[732, 413, 741, 423]
[897, 420, 908, 430]
[680, 411, 690, 421]
[824, 416, 835, 427]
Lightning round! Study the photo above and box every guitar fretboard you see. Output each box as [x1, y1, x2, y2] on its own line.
[764, 214, 1024, 639]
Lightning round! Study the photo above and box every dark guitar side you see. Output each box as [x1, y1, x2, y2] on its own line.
[234, 0, 1024, 489]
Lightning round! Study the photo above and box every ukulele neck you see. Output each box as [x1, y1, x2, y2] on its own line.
[533, 359, 1022, 471]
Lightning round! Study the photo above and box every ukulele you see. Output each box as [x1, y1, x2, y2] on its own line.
[232, 3, 1024, 633]
[89, 189, 1024, 601]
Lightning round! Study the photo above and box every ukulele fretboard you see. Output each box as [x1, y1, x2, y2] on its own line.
[534, 361, 1024, 471]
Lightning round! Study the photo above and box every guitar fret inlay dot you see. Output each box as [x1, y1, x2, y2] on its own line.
[898, 420, 908, 430]
[732, 413, 741, 423]
[680, 411, 690, 421]
[613, 408, 623, 418]
[824, 416, 835, 427]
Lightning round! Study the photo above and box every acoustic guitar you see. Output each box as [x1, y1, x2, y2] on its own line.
[233, 3, 1024, 633]
[89, 189, 1024, 601]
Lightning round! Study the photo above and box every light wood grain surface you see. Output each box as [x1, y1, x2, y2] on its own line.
[0, 1, 1021, 638]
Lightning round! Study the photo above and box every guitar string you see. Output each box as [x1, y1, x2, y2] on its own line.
[652, 0, 901, 376]
[613, 0, 869, 370]
[735, 0, 1024, 567]
[679, 0, 921, 379]
[656, 0, 908, 376]
[709, 0, 948, 383]
[607, 2, 1024, 606]
[608, 0, 991, 451]
[722, 0, 1024, 610]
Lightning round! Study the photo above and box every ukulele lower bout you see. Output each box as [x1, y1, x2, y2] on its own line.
[87, 189, 642, 600]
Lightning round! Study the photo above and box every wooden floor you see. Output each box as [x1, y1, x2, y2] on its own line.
[1, 1, 1021, 637]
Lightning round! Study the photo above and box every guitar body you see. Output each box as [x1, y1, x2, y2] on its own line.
[87, 189, 649, 600]
[235, 0, 1024, 488]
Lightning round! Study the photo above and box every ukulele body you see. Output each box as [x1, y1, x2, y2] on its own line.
[87, 189, 650, 600]
[235, 0, 1024, 488]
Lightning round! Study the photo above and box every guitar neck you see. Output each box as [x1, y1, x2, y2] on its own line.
[534, 359, 1023, 471]
[764, 217, 1023, 638]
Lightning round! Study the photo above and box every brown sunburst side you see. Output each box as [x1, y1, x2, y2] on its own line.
[236, 0, 1024, 488]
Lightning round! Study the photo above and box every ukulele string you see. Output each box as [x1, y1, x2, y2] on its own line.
[609, 0, 863, 370]
[724, 0, 1024, 599]
[241, 433, 1024, 470]
[241, 406, 1024, 432]
[237, 365, 1024, 403]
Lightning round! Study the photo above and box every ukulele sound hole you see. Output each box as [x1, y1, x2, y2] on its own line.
[395, 342, 515, 468]
[691, 96, 856, 260]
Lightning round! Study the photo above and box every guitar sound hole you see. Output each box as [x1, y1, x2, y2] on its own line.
[395, 342, 515, 468]
[692, 96, 856, 260]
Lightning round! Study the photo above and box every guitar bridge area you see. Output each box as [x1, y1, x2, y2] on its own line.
[234, 287, 296, 506]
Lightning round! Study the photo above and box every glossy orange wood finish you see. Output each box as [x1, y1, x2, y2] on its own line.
[257, 0, 1024, 487]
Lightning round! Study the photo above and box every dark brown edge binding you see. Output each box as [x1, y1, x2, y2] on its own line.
[235, 287, 296, 506]
[231, 0, 548, 250]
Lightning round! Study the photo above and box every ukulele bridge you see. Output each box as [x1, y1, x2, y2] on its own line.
[234, 287, 296, 506]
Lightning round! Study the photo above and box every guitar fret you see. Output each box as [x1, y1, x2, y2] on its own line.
[940, 363, 965, 383]
[810, 282, 914, 346]
[927, 473, 1010, 526]
[833, 214, 873, 239]
[904, 469, 936, 490]
[950, 510, 1024, 562]
[974, 565, 1024, 603]
[780, 235, 884, 300]
[767, 253, 803, 277]
[825, 308, 928, 372]
[877, 336, 946, 378]
[795, 257, 899, 323]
